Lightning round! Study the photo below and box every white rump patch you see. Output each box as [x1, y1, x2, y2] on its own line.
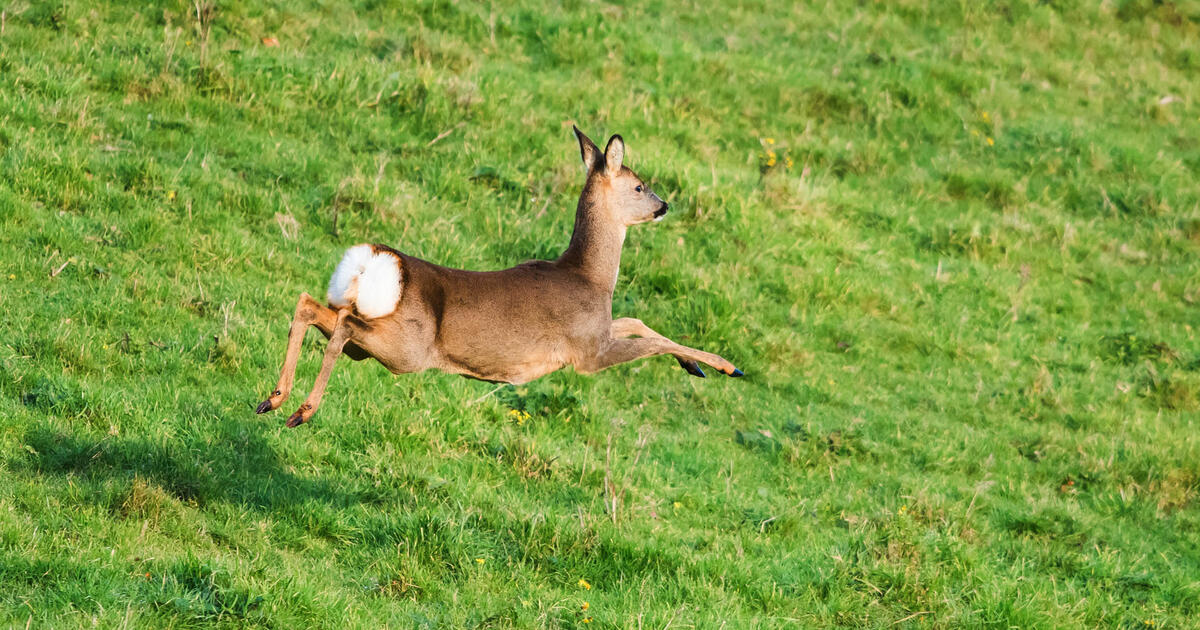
[327, 244, 402, 319]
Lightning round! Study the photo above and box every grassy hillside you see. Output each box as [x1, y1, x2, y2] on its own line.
[2, 0, 1198, 627]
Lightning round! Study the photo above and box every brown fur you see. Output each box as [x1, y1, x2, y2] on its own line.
[257, 127, 740, 427]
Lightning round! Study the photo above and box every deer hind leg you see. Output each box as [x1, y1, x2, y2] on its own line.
[285, 307, 352, 428]
[256, 293, 337, 414]
[587, 327, 743, 377]
[610, 318, 709, 378]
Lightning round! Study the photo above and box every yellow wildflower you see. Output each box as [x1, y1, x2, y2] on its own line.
[475, 558, 485, 565]
[578, 578, 591, 590]
[673, 501, 683, 509]
[583, 618, 592, 624]
[981, 111, 990, 123]
[986, 137, 994, 146]
[581, 601, 589, 611]
[765, 137, 776, 144]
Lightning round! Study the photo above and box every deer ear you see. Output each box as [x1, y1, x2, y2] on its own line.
[573, 125, 602, 173]
[604, 135, 624, 175]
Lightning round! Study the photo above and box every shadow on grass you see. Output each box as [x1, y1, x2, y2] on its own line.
[11, 410, 793, 619]
[17, 415, 360, 513]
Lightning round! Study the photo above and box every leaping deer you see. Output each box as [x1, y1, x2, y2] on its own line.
[256, 126, 743, 427]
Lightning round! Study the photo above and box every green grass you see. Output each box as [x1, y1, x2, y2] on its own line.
[2, 0, 1199, 627]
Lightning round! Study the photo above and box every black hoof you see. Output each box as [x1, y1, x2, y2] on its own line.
[255, 400, 274, 414]
[729, 368, 744, 377]
[677, 358, 705, 378]
[285, 412, 306, 428]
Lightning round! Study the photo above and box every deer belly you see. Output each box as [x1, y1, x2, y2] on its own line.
[442, 339, 570, 385]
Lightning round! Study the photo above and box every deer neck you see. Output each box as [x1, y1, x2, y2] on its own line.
[558, 183, 626, 293]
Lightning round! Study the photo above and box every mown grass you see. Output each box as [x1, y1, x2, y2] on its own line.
[1, 0, 1199, 627]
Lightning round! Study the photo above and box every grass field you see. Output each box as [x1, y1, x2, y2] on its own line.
[2, 0, 1199, 627]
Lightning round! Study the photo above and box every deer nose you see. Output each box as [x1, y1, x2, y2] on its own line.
[654, 202, 669, 218]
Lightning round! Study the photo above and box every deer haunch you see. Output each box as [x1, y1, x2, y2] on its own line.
[326, 244, 402, 319]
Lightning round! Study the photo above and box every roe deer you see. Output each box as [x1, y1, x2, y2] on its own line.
[256, 126, 742, 427]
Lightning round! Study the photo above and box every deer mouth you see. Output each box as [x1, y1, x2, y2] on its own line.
[653, 203, 669, 220]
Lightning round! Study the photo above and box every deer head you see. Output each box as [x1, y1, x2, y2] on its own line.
[574, 126, 669, 226]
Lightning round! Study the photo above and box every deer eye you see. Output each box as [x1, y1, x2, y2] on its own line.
[635, 185, 643, 193]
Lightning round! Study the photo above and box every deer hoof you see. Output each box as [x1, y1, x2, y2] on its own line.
[285, 411, 307, 428]
[729, 368, 744, 377]
[255, 399, 274, 414]
[676, 358, 705, 378]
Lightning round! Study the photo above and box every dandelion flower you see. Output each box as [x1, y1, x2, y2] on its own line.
[475, 558, 485, 565]
[507, 409, 531, 425]
[583, 618, 592, 624]
[578, 578, 592, 590]
[765, 137, 776, 144]
[581, 601, 589, 611]
[986, 137, 994, 146]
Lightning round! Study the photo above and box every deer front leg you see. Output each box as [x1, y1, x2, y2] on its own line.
[584, 333, 743, 377]
[285, 308, 352, 428]
[610, 317, 709, 378]
[256, 293, 338, 414]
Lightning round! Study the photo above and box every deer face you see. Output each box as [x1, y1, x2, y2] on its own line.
[607, 164, 668, 225]
[574, 127, 670, 226]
